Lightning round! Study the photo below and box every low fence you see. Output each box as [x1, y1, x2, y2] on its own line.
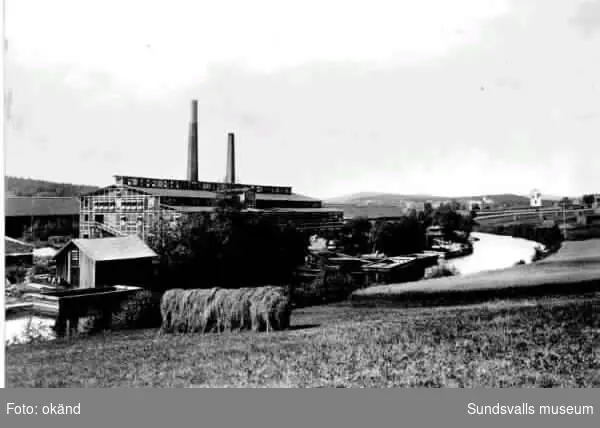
[20, 285, 142, 337]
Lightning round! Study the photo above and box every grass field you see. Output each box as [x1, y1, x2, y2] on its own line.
[7, 239, 600, 388]
[6, 293, 600, 388]
[351, 239, 600, 307]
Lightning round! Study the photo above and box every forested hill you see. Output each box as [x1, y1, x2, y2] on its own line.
[5, 176, 100, 197]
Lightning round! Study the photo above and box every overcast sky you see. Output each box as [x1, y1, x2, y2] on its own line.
[4, 0, 600, 198]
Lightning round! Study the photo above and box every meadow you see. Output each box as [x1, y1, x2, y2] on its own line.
[6, 239, 600, 388]
[6, 293, 599, 388]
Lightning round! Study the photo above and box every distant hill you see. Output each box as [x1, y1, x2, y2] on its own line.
[5, 176, 100, 197]
[454, 194, 531, 206]
[325, 192, 532, 206]
[325, 192, 450, 206]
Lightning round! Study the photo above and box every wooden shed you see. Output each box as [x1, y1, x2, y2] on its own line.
[362, 256, 428, 285]
[54, 236, 157, 288]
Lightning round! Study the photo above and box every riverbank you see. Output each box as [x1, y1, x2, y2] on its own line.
[351, 239, 600, 307]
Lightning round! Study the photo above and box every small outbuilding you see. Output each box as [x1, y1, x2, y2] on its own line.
[54, 236, 157, 288]
[362, 256, 427, 285]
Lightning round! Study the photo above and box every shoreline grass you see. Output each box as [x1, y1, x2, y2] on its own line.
[351, 239, 600, 307]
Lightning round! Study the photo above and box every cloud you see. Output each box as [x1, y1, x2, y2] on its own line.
[6, 0, 511, 97]
[570, 0, 600, 36]
[5, 0, 600, 197]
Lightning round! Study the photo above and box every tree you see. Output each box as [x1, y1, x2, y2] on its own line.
[339, 217, 372, 255]
[559, 197, 571, 208]
[370, 216, 425, 256]
[582, 194, 595, 207]
[419, 202, 435, 228]
[147, 201, 308, 290]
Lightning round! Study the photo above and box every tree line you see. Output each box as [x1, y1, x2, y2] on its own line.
[333, 202, 476, 256]
[145, 199, 476, 291]
[146, 198, 308, 290]
[5, 176, 99, 197]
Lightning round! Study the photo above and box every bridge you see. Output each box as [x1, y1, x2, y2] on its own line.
[474, 206, 594, 225]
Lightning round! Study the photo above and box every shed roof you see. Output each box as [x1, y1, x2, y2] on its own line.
[5, 197, 80, 217]
[55, 236, 157, 262]
[362, 256, 419, 271]
[5, 237, 34, 255]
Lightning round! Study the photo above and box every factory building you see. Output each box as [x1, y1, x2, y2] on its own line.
[79, 100, 343, 240]
[5, 196, 80, 240]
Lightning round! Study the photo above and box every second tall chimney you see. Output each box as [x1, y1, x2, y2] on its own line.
[226, 132, 236, 184]
[186, 100, 199, 182]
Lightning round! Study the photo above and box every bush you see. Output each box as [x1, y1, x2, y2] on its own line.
[424, 263, 459, 279]
[75, 290, 163, 336]
[6, 266, 29, 285]
[112, 290, 163, 330]
[532, 246, 547, 262]
[292, 268, 364, 307]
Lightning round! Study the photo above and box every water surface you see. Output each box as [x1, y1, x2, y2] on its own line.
[447, 232, 541, 276]
[5, 314, 56, 344]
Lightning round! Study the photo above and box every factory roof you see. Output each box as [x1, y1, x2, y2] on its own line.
[5, 197, 80, 217]
[135, 186, 320, 203]
[84, 184, 323, 205]
[161, 206, 343, 214]
[161, 205, 215, 213]
[55, 236, 157, 262]
[265, 207, 344, 213]
[5, 237, 34, 256]
[127, 186, 216, 199]
[255, 193, 320, 202]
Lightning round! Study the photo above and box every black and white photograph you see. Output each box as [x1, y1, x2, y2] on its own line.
[2, 0, 600, 388]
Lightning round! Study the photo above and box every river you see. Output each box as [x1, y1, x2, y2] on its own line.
[4, 314, 56, 345]
[446, 232, 542, 276]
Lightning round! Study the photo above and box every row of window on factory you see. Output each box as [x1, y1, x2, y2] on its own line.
[115, 176, 292, 195]
[82, 197, 158, 211]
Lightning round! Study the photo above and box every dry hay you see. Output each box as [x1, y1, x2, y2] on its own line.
[160, 286, 291, 334]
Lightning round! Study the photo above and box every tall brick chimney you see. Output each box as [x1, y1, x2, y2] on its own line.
[225, 132, 236, 184]
[186, 99, 199, 182]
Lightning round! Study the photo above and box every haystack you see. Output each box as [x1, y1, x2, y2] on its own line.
[160, 286, 291, 334]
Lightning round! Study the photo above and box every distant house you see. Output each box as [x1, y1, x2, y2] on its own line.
[425, 225, 445, 247]
[577, 211, 600, 227]
[5, 197, 80, 240]
[466, 200, 482, 211]
[54, 236, 157, 288]
[5, 237, 34, 267]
